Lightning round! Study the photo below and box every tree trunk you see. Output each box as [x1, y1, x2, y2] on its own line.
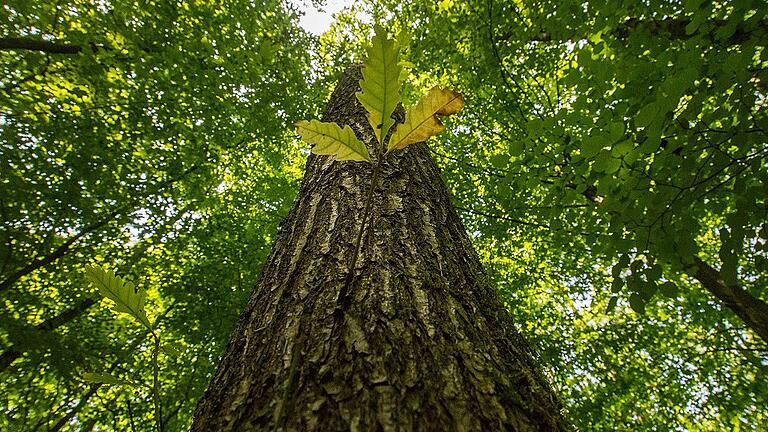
[192, 65, 566, 431]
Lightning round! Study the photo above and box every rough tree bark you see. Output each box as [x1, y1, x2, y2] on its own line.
[192, 66, 566, 431]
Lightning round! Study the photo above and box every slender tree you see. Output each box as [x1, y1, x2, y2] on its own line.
[192, 64, 566, 431]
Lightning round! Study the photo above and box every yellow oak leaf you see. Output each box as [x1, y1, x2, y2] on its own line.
[388, 86, 464, 152]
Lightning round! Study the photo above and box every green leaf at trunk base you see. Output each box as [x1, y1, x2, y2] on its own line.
[82, 372, 140, 387]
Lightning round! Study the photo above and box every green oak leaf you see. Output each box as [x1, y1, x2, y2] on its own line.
[85, 265, 153, 331]
[356, 24, 403, 145]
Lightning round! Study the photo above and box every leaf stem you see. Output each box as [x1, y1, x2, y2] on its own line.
[151, 334, 163, 432]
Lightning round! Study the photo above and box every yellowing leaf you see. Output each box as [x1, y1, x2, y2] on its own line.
[295, 119, 371, 162]
[388, 87, 464, 152]
[85, 265, 153, 331]
[356, 25, 403, 145]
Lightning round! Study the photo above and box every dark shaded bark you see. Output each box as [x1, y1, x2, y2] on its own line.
[192, 66, 566, 431]
[693, 257, 768, 344]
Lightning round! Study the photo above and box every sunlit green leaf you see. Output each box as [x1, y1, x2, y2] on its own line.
[295, 119, 371, 162]
[356, 24, 403, 145]
[85, 265, 153, 331]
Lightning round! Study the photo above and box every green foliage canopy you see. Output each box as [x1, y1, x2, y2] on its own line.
[1, 0, 766, 431]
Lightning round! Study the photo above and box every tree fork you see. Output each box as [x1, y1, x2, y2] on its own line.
[192, 65, 566, 431]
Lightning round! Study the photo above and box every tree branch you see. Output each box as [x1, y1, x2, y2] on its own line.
[0, 209, 122, 294]
[692, 257, 768, 344]
[505, 17, 765, 47]
[566, 177, 767, 344]
[0, 299, 96, 372]
[0, 164, 200, 294]
[0, 37, 94, 54]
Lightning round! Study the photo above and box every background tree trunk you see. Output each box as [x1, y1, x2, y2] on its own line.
[192, 65, 566, 431]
